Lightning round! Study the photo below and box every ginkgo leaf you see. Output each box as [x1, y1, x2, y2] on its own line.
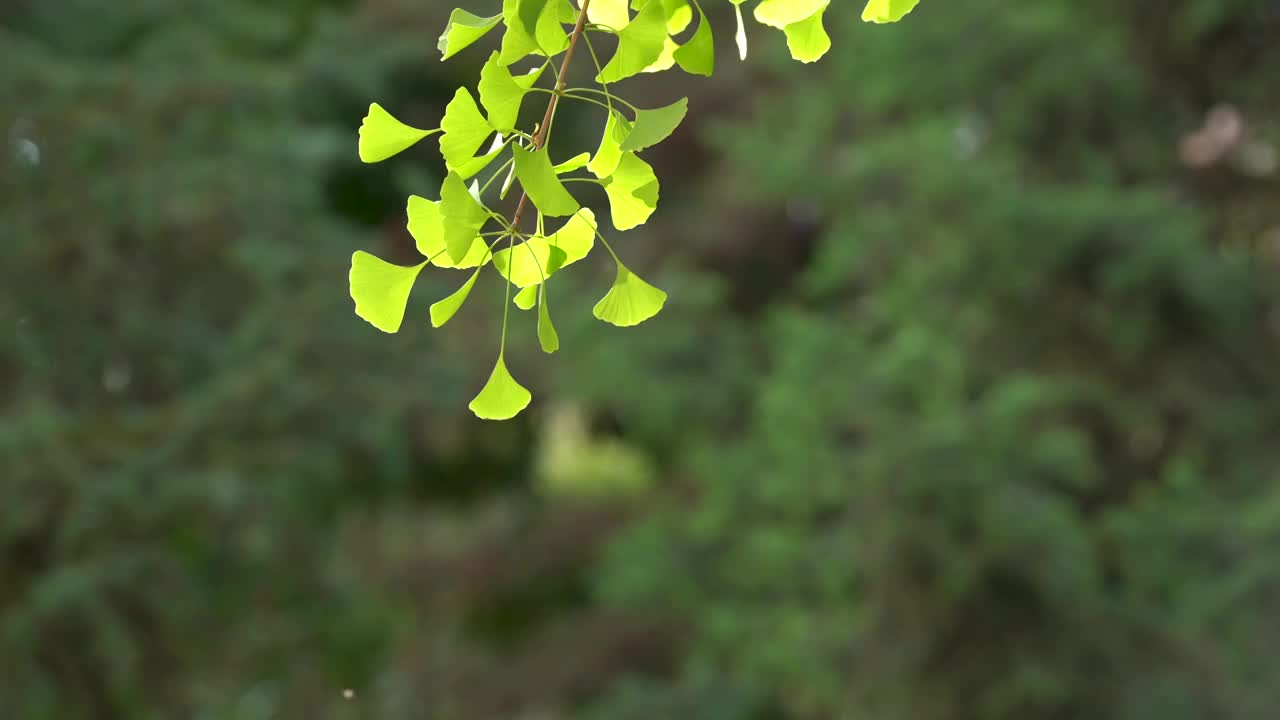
[479, 52, 534, 133]
[455, 144, 506, 180]
[493, 238, 570, 287]
[583, 0, 629, 29]
[349, 251, 425, 333]
[407, 196, 492, 268]
[358, 104, 435, 163]
[515, 285, 539, 310]
[501, 0, 569, 64]
[513, 145, 580, 217]
[593, 263, 667, 326]
[538, 291, 560, 353]
[440, 172, 490, 263]
[429, 268, 482, 327]
[642, 37, 679, 73]
[754, 0, 827, 29]
[862, 0, 920, 23]
[673, 5, 714, 76]
[554, 152, 592, 174]
[439, 9, 503, 60]
[469, 355, 532, 420]
[661, 0, 693, 34]
[601, 152, 659, 230]
[589, 111, 633, 178]
[440, 88, 493, 170]
[598, 0, 669, 83]
[548, 209, 597, 264]
[620, 98, 687, 152]
[784, 8, 831, 63]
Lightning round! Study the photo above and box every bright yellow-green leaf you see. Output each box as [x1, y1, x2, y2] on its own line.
[513, 146, 580, 217]
[672, 5, 714, 76]
[407, 196, 492, 268]
[589, 111, 633, 178]
[661, 0, 693, 34]
[784, 8, 831, 63]
[479, 52, 535, 133]
[454, 143, 505, 180]
[538, 291, 560, 353]
[598, 0, 669, 83]
[358, 104, 434, 163]
[492, 209, 596, 287]
[548, 209, 597, 264]
[593, 264, 667, 327]
[754, 0, 827, 29]
[583, 0, 629, 29]
[429, 268, 482, 328]
[439, 88, 493, 171]
[620, 98, 687, 152]
[642, 36, 680, 73]
[469, 355, 533, 420]
[515, 285, 539, 310]
[439, 172, 490, 263]
[554, 152, 592, 174]
[501, 0, 569, 64]
[349, 251, 425, 333]
[438, 9, 503, 60]
[862, 0, 920, 23]
[601, 152, 659, 230]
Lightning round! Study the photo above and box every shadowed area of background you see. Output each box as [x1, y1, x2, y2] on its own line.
[3, 1, 1280, 718]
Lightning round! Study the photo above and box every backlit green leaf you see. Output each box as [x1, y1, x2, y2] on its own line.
[439, 88, 493, 170]
[862, 0, 920, 23]
[439, 172, 490, 263]
[620, 97, 687, 152]
[479, 52, 536, 133]
[358, 104, 434, 163]
[598, 0, 669, 83]
[589, 111, 633, 178]
[538, 290, 560, 353]
[438, 9, 503, 60]
[661, 0, 693, 34]
[407, 196, 492, 268]
[554, 152, 591, 174]
[583, 0, 629, 29]
[601, 152, 659, 230]
[513, 146, 580, 217]
[349, 251, 425, 333]
[754, 0, 827, 29]
[784, 8, 831, 63]
[672, 5, 714, 76]
[593, 263, 667, 327]
[469, 355, 533, 420]
[515, 285, 539, 310]
[429, 268, 482, 328]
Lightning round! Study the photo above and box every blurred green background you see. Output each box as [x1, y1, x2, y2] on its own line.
[4, 1, 1280, 718]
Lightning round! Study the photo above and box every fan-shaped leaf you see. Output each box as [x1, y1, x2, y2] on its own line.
[469, 355, 533, 420]
[349, 252, 425, 333]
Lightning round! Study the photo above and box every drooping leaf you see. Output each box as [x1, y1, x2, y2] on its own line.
[642, 37, 680, 73]
[538, 290, 560, 353]
[672, 5, 714, 76]
[619, 97, 687, 152]
[513, 146, 580, 217]
[429, 268, 482, 327]
[500, 0, 569, 64]
[589, 111, 633, 178]
[439, 172, 490, 263]
[407, 196, 492, 268]
[593, 263, 667, 326]
[493, 239, 570, 287]
[784, 8, 831, 63]
[515, 285, 539, 310]
[601, 152, 659, 230]
[439, 9, 503, 60]
[598, 0, 669, 83]
[469, 355, 533, 420]
[862, 0, 920, 23]
[349, 252, 425, 333]
[358, 104, 434, 163]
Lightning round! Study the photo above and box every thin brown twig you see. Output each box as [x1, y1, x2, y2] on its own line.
[508, 0, 592, 234]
